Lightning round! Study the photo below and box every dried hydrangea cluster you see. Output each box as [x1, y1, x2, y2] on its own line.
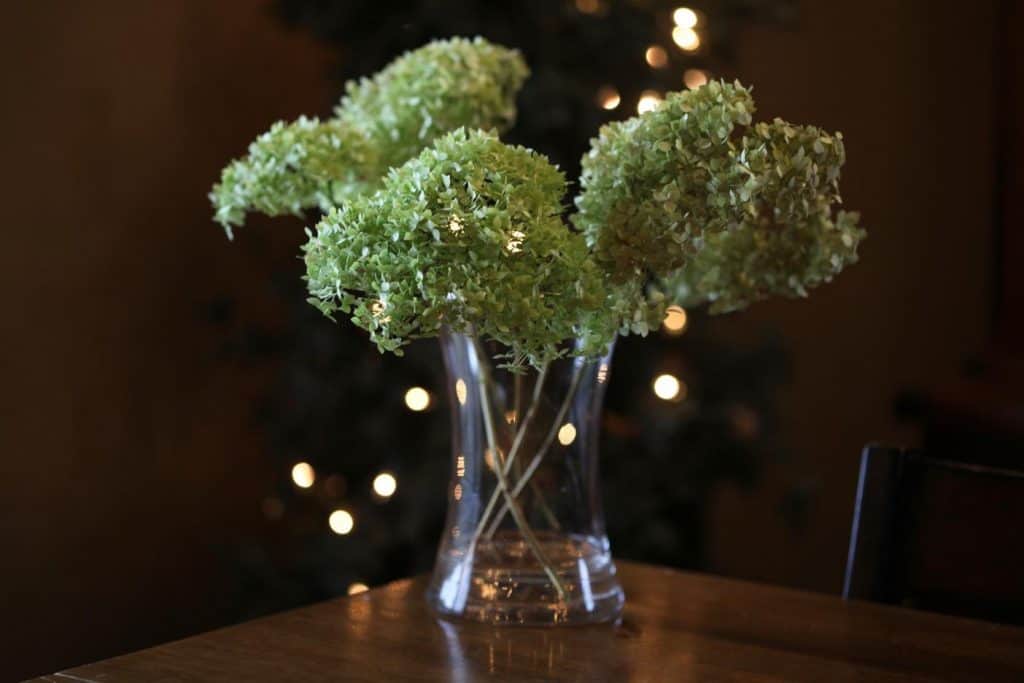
[212, 39, 865, 365]
[210, 37, 528, 237]
[574, 79, 864, 314]
[305, 128, 608, 367]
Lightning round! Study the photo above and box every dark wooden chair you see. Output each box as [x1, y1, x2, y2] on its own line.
[843, 445, 1024, 625]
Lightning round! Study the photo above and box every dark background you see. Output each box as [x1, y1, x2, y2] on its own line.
[1, 1, 1019, 680]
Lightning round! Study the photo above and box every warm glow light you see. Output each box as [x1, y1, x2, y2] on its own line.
[596, 85, 621, 111]
[575, 0, 600, 14]
[557, 423, 577, 446]
[637, 90, 662, 114]
[448, 215, 464, 234]
[505, 229, 525, 254]
[673, 7, 698, 28]
[373, 472, 397, 498]
[645, 45, 668, 68]
[653, 373, 684, 401]
[672, 26, 701, 51]
[597, 363, 610, 384]
[453, 483, 463, 501]
[455, 379, 467, 405]
[663, 305, 688, 334]
[347, 582, 369, 595]
[684, 68, 709, 89]
[291, 462, 315, 489]
[404, 386, 431, 412]
[456, 455, 466, 477]
[329, 509, 355, 535]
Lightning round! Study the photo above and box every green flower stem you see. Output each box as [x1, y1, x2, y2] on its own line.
[485, 362, 585, 540]
[466, 361, 554, 554]
[471, 338, 568, 602]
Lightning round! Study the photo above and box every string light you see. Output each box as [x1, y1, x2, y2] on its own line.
[448, 215, 464, 234]
[597, 363, 610, 384]
[652, 373, 685, 401]
[291, 462, 315, 489]
[637, 90, 662, 114]
[645, 45, 668, 68]
[557, 423, 577, 446]
[663, 305, 688, 334]
[329, 509, 355, 535]
[454, 379, 467, 405]
[372, 472, 397, 498]
[347, 582, 369, 595]
[684, 68, 709, 89]
[672, 26, 701, 51]
[673, 7, 699, 29]
[404, 386, 431, 411]
[596, 85, 621, 111]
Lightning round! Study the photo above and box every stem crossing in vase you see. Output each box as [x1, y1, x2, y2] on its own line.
[427, 329, 624, 626]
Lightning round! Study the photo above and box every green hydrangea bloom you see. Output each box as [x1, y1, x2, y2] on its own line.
[573, 80, 757, 282]
[210, 117, 379, 239]
[335, 36, 529, 173]
[663, 120, 865, 312]
[210, 37, 528, 237]
[575, 79, 864, 319]
[304, 129, 607, 367]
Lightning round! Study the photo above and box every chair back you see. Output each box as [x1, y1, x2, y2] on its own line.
[844, 446, 1024, 624]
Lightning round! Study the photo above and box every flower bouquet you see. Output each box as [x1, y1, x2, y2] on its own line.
[212, 37, 864, 625]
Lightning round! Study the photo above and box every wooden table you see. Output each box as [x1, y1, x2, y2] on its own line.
[30, 561, 1024, 682]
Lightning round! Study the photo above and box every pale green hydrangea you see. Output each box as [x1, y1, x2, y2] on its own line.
[210, 117, 378, 238]
[210, 37, 528, 237]
[335, 36, 529, 173]
[573, 80, 757, 281]
[211, 36, 866, 365]
[575, 80, 865, 317]
[304, 129, 609, 367]
[663, 121, 865, 312]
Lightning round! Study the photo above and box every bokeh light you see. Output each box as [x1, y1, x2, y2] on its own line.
[672, 7, 699, 28]
[684, 68, 709, 89]
[637, 90, 662, 114]
[652, 374, 684, 401]
[672, 26, 701, 51]
[663, 305, 688, 334]
[347, 582, 369, 595]
[557, 423, 577, 446]
[597, 85, 621, 110]
[373, 472, 397, 498]
[404, 386, 431, 411]
[645, 45, 668, 68]
[329, 509, 355, 535]
[291, 462, 315, 489]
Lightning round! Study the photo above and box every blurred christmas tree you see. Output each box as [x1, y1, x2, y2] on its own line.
[218, 0, 798, 618]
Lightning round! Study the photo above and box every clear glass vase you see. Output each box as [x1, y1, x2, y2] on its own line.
[426, 329, 624, 625]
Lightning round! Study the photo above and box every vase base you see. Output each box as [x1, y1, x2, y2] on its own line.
[427, 532, 625, 626]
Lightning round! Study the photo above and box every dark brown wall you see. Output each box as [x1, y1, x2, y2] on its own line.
[1, 2, 334, 679]
[0, 0, 999, 678]
[709, 0, 996, 590]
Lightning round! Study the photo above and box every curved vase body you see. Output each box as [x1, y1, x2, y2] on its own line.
[426, 330, 624, 625]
